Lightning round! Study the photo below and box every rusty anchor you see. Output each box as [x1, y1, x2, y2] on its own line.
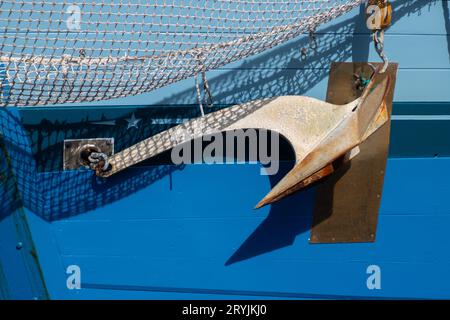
[93, 66, 391, 209]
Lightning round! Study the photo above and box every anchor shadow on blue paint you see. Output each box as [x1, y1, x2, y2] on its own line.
[224, 158, 352, 266]
[224, 161, 316, 266]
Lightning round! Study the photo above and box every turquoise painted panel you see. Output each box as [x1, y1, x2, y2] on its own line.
[0, 0, 445, 108]
[1, 1, 446, 37]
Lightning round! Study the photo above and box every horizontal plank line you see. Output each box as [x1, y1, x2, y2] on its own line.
[17, 102, 450, 111]
[392, 115, 450, 120]
[81, 282, 422, 300]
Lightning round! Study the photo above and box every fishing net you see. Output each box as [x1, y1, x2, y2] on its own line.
[0, 0, 363, 107]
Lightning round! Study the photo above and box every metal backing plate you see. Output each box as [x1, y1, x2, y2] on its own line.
[309, 62, 398, 244]
[63, 138, 114, 171]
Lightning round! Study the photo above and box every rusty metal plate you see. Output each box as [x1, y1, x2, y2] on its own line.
[309, 62, 398, 244]
[63, 138, 114, 171]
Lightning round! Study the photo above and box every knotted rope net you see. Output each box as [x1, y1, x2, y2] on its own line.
[0, 0, 362, 107]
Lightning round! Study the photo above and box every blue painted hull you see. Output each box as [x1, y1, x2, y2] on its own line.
[1, 102, 450, 300]
[1, 0, 450, 299]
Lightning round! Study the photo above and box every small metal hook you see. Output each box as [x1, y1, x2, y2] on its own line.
[300, 48, 308, 60]
[309, 30, 318, 51]
[202, 70, 214, 108]
[373, 30, 389, 73]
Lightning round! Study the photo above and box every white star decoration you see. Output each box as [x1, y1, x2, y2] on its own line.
[125, 113, 141, 130]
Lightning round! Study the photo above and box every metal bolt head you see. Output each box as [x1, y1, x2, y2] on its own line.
[16, 242, 23, 250]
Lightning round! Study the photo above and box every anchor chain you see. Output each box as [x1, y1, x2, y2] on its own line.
[300, 28, 318, 61]
[79, 145, 110, 175]
[88, 152, 110, 174]
[366, 0, 392, 73]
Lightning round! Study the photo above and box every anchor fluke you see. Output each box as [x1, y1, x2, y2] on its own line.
[254, 72, 391, 208]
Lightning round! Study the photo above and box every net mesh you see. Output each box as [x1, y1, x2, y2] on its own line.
[0, 0, 362, 107]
